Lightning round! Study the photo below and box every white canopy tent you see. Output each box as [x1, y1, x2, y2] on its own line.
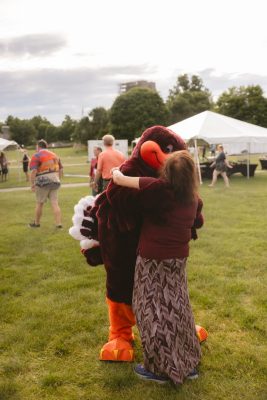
[168, 111, 267, 181]
[0, 138, 19, 151]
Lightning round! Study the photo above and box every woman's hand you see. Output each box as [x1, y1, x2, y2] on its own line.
[111, 169, 140, 189]
[111, 169, 124, 184]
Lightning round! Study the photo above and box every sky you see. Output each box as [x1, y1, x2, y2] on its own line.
[0, 0, 266, 125]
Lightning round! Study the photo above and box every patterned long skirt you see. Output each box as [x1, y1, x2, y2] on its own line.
[132, 255, 201, 385]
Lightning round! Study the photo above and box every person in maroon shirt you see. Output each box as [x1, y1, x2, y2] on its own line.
[89, 146, 102, 196]
[112, 150, 204, 385]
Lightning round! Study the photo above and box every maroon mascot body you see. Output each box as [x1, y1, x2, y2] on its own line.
[80, 126, 207, 361]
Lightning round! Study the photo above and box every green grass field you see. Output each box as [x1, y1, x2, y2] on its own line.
[0, 149, 267, 400]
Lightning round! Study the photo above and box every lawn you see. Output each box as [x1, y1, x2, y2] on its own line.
[0, 158, 266, 399]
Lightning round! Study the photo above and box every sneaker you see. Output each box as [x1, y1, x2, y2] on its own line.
[29, 222, 40, 228]
[187, 368, 199, 380]
[134, 364, 169, 384]
[56, 225, 63, 229]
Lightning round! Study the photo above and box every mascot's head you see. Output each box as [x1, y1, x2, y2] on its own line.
[128, 125, 186, 175]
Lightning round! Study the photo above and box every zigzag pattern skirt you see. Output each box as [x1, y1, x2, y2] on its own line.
[132, 255, 201, 384]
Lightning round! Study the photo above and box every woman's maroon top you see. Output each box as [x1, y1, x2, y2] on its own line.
[137, 177, 204, 260]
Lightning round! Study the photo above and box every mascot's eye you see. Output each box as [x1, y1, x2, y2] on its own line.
[165, 144, 174, 153]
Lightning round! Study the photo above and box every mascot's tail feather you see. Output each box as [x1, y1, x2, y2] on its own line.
[69, 195, 103, 266]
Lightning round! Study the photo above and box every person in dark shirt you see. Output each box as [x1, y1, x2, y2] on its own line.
[112, 150, 204, 385]
[209, 145, 233, 187]
[22, 149, 30, 181]
[0, 152, 9, 181]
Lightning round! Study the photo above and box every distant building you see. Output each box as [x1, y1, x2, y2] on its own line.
[119, 80, 156, 94]
[0, 125, 11, 139]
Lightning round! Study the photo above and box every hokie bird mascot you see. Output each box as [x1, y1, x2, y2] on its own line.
[69, 126, 208, 361]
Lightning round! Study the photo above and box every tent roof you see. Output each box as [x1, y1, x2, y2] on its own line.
[168, 111, 267, 144]
[0, 138, 19, 151]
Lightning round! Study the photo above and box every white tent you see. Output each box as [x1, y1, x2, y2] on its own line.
[168, 111, 267, 154]
[0, 138, 21, 181]
[0, 138, 19, 151]
[168, 111, 267, 181]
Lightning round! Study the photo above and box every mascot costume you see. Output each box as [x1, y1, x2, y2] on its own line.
[69, 125, 208, 362]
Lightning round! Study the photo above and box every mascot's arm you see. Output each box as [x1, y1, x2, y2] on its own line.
[105, 161, 149, 232]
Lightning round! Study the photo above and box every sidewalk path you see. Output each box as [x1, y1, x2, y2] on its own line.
[0, 182, 89, 193]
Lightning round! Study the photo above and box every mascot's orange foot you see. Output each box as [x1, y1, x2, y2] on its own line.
[99, 338, 134, 362]
[196, 325, 208, 343]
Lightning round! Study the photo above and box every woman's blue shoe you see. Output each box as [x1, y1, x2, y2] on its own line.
[134, 364, 169, 384]
[187, 368, 199, 380]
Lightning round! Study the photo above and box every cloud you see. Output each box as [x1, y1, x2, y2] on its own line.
[157, 68, 267, 101]
[1, 64, 266, 125]
[196, 69, 267, 98]
[0, 33, 67, 57]
[0, 64, 155, 124]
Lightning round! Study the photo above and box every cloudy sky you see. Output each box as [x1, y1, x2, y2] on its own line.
[0, 0, 266, 125]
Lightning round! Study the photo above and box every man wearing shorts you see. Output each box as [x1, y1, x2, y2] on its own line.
[29, 139, 63, 228]
[93, 134, 126, 192]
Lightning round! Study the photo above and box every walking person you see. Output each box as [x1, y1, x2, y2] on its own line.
[29, 139, 63, 228]
[209, 145, 233, 187]
[112, 150, 204, 385]
[89, 146, 103, 196]
[93, 134, 126, 192]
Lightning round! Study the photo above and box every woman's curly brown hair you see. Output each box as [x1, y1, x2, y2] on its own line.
[160, 150, 199, 204]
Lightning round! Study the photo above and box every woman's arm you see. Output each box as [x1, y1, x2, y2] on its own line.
[225, 159, 233, 168]
[112, 170, 140, 189]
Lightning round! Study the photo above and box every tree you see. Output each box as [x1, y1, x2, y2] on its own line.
[37, 122, 51, 141]
[216, 85, 267, 127]
[110, 88, 168, 141]
[167, 74, 213, 124]
[89, 107, 109, 139]
[30, 115, 53, 140]
[44, 125, 58, 143]
[6, 116, 37, 146]
[71, 117, 94, 144]
[57, 115, 77, 142]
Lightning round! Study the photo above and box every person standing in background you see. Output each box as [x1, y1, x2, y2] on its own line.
[29, 139, 63, 228]
[89, 146, 102, 196]
[93, 134, 126, 192]
[0, 152, 9, 182]
[22, 149, 30, 181]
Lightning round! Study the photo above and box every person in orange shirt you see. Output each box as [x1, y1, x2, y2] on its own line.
[29, 139, 63, 228]
[93, 134, 126, 192]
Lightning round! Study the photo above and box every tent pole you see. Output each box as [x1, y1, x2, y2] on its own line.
[247, 142, 250, 179]
[194, 139, 202, 184]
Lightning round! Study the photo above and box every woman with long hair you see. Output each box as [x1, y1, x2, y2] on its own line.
[112, 150, 204, 385]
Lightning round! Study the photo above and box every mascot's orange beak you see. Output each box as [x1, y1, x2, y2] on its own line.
[140, 140, 169, 170]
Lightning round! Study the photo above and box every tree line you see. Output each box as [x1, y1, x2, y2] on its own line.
[1, 74, 267, 146]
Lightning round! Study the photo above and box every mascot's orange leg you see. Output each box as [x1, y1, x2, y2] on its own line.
[196, 325, 208, 343]
[99, 298, 136, 362]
